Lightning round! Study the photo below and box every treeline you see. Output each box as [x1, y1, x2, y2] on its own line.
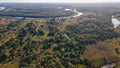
[0, 5, 74, 18]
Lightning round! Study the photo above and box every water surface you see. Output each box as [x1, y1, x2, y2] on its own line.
[112, 18, 120, 28]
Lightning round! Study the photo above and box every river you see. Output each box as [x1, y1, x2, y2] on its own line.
[101, 64, 115, 68]
[15, 8, 83, 19]
[112, 16, 120, 28]
[59, 8, 83, 19]
[0, 7, 5, 11]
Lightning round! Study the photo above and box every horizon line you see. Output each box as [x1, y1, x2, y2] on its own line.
[0, 2, 120, 4]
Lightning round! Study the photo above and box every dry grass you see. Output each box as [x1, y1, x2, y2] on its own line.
[0, 18, 18, 30]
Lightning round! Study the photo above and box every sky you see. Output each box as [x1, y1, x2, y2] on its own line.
[0, 0, 120, 3]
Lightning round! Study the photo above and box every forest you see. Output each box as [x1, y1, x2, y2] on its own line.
[0, 3, 120, 68]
